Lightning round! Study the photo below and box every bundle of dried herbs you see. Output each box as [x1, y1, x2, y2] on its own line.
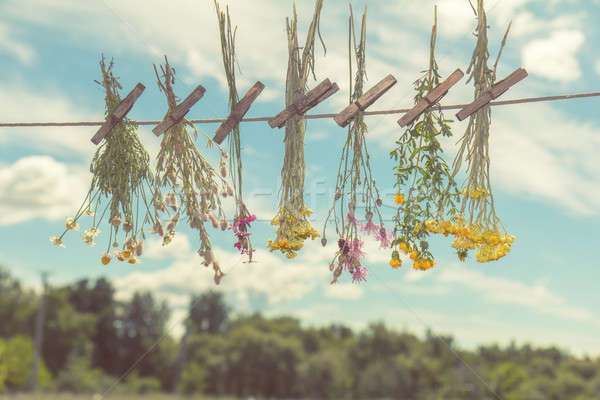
[432, 0, 515, 262]
[267, 0, 325, 259]
[152, 57, 232, 284]
[389, 7, 459, 271]
[215, 0, 257, 262]
[321, 6, 388, 284]
[50, 56, 154, 265]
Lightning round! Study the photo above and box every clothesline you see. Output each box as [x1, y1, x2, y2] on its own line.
[1, 91, 599, 128]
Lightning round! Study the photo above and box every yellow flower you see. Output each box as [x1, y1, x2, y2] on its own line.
[101, 253, 112, 265]
[127, 257, 141, 264]
[81, 233, 96, 247]
[394, 193, 404, 205]
[409, 251, 418, 260]
[285, 251, 297, 259]
[49, 236, 66, 248]
[457, 249, 468, 262]
[421, 259, 436, 270]
[65, 218, 79, 231]
[389, 258, 402, 268]
[85, 209, 96, 216]
[87, 227, 100, 237]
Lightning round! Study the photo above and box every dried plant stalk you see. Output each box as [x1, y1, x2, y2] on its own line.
[390, 7, 458, 271]
[50, 56, 154, 266]
[443, 0, 515, 262]
[215, 1, 256, 262]
[322, 5, 388, 284]
[152, 57, 232, 284]
[267, 0, 325, 259]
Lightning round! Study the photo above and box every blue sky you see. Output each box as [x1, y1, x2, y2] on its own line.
[0, 0, 599, 356]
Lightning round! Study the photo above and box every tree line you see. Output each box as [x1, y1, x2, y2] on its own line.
[0, 266, 599, 399]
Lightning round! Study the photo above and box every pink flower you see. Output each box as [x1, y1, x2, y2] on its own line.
[345, 212, 358, 225]
[361, 220, 380, 235]
[352, 266, 368, 283]
[375, 229, 393, 248]
[349, 239, 364, 259]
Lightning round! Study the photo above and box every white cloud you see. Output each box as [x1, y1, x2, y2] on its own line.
[0, 23, 36, 64]
[0, 84, 99, 158]
[114, 240, 333, 311]
[324, 283, 364, 300]
[489, 102, 600, 215]
[510, 11, 583, 38]
[0, 156, 89, 225]
[522, 30, 584, 82]
[144, 233, 192, 260]
[438, 265, 599, 324]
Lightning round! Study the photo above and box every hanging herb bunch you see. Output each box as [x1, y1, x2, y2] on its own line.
[267, 0, 325, 259]
[215, 1, 257, 262]
[50, 56, 154, 265]
[151, 57, 232, 284]
[321, 6, 388, 284]
[430, 0, 515, 263]
[389, 7, 459, 271]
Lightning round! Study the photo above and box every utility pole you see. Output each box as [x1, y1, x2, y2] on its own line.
[29, 271, 48, 392]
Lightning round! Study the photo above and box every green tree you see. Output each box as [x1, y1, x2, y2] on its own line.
[183, 333, 227, 395]
[2, 335, 52, 391]
[116, 291, 173, 388]
[0, 339, 7, 392]
[225, 322, 302, 398]
[186, 290, 230, 335]
[296, 349, 352, 399]
[0, 267, 37, 338]
[67, 278, 120, 374]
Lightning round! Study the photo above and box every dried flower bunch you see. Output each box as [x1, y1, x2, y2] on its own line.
[322, 6, 388, 284]
[267, 0, 324, 259]
[215, 0, 256, 262]
[389, 8, 458, 271]
[434, 0, 515, 263]
[152, 57, 232, 284]
[50, 56, 154, 265]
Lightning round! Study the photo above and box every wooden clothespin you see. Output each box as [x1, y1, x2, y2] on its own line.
[456, 68, 528, 121]
[152, 85, 206, 136]
[268, 79, 339, 128]
[213, 81, 265, 144]
[334, 74, 397, 128]
[91, 83, 145, 145]
[398, 68, 464, 127]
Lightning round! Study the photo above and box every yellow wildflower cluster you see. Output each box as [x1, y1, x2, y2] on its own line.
[390, 242, 436, 271]
[425, 215, 515, 262]
[389, 250, 402, 268]
[461, 187, 490, 199]
[81, 227, 100, 247]
[102, 237, 143, 265]
[268, 205, 319, 259]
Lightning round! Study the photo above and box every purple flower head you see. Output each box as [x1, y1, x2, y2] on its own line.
[361, 220, 380, 235]
[352, 266, 368, 283]
[349, 239, 364, 259]
[345, 211, 358, 225]
[375, 228, 393, 248]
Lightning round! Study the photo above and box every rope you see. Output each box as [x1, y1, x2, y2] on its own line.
[1, 91, 599, 128]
